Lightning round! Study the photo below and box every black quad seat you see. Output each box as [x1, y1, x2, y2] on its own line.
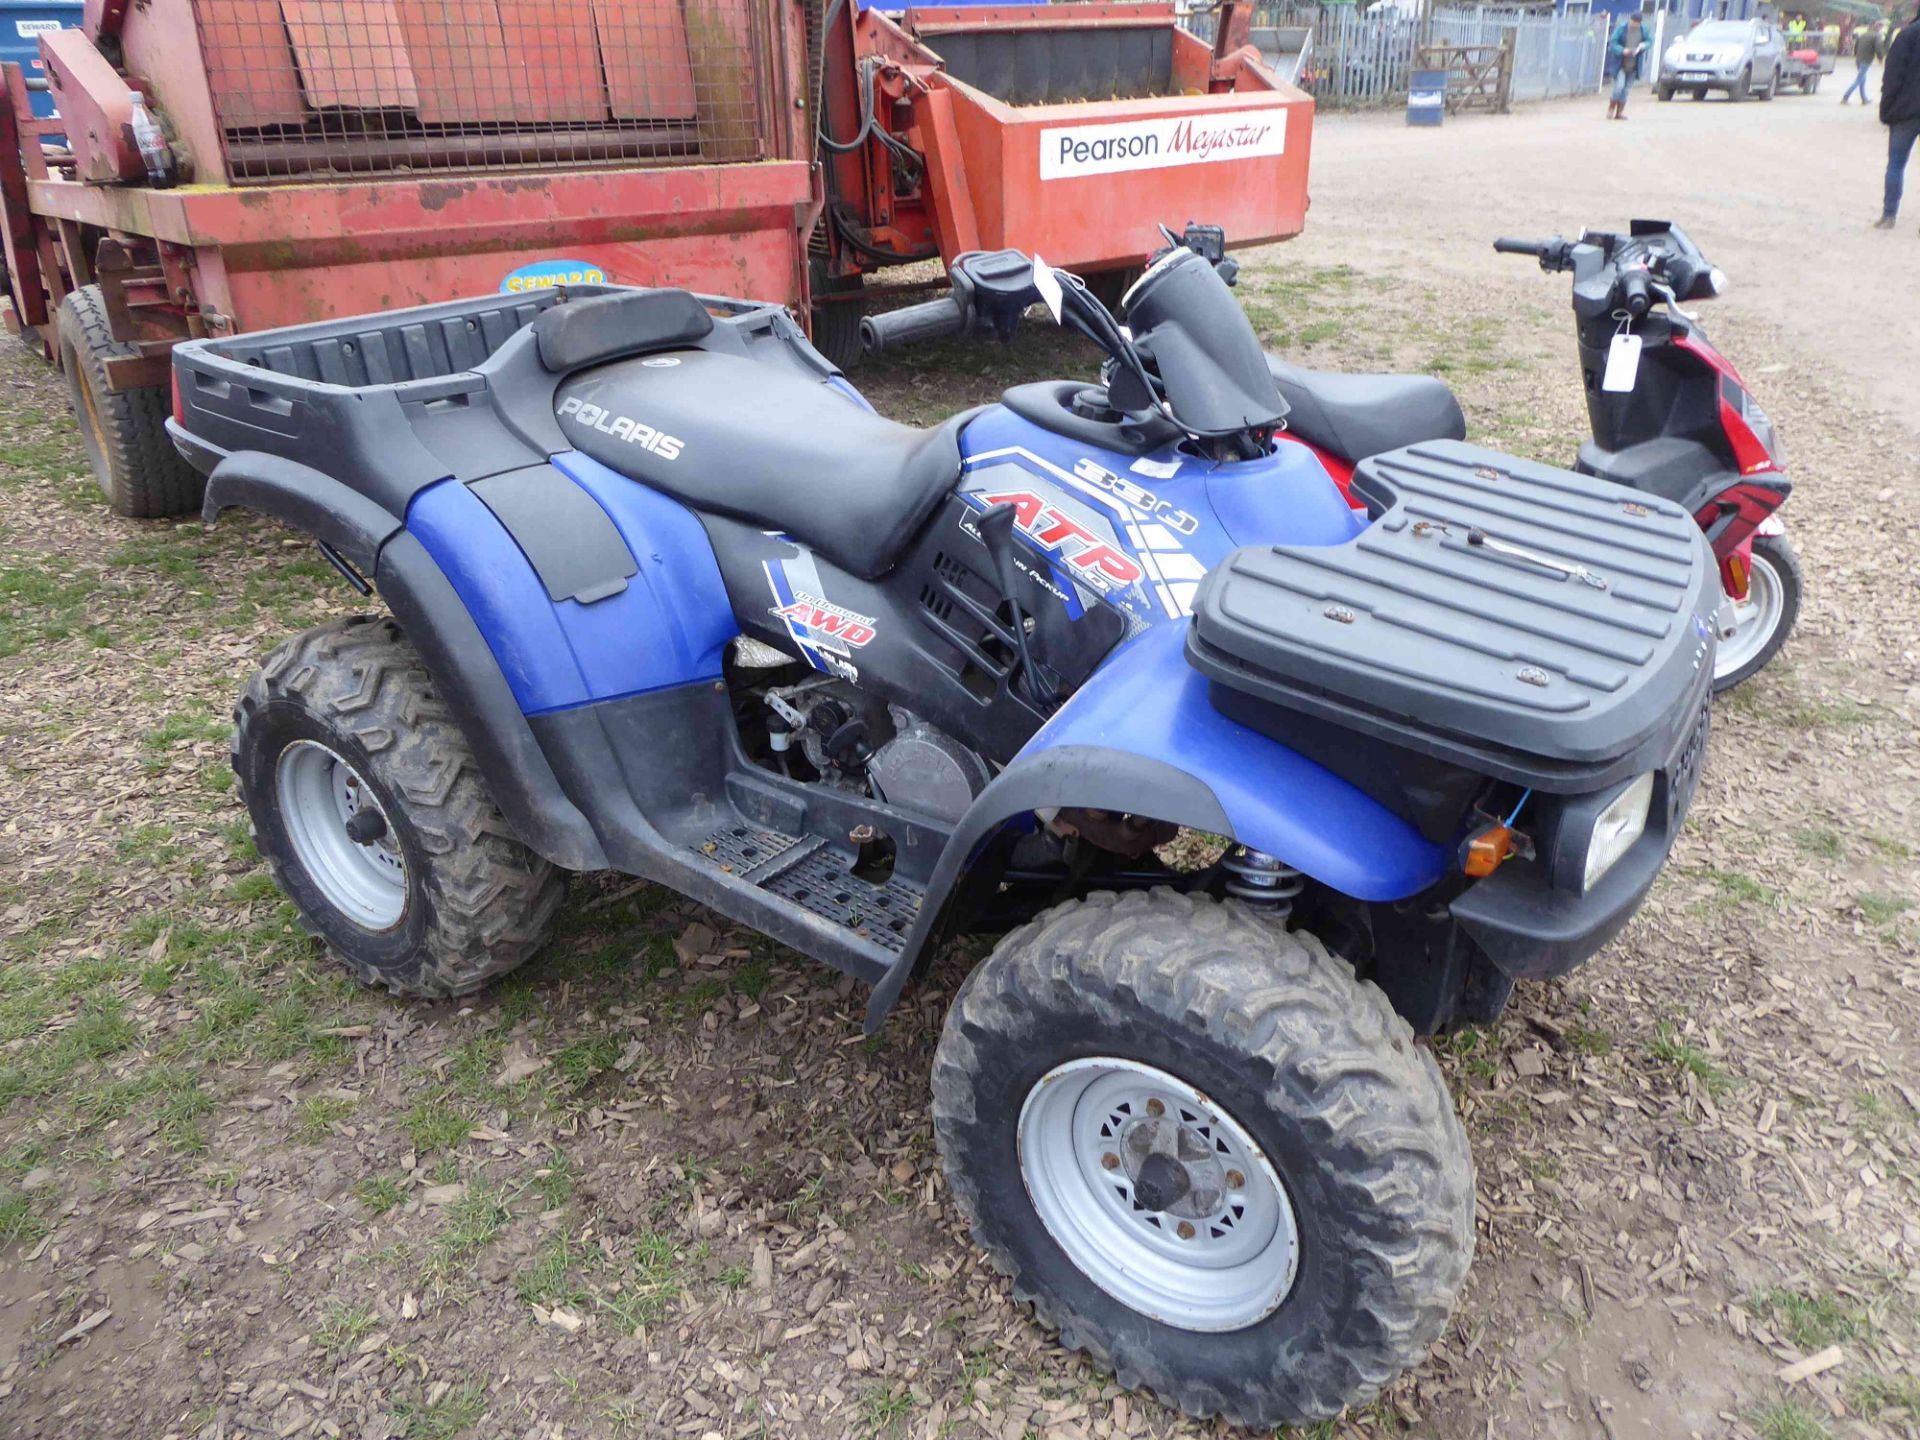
[554, 349, 964, 580]
[1266, 356, 1465, 463]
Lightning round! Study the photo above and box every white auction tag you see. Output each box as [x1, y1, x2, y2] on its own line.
[1602, 332, 1643, 393]
[1032, 256, 1064, 323]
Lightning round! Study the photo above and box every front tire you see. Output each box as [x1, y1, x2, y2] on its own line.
[1712, 533, 1803, 691]
[1731, 65, 1752, 100]
[1759, 67, 1779, 100]
[931, 891, 1474, 1429]
[234, 616, 567, 997]
[1658, 83, 1676, 101]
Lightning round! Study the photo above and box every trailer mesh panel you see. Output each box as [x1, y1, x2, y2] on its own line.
[192, 0, 772, 182]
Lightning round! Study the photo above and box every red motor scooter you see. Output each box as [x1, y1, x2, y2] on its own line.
[1260, 219, 1797, 691]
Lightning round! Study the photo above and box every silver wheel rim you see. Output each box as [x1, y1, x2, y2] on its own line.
[1017, 1057, 1300, 1331]
[275, 740, 407, 929]
[1715, 551, 1786, 681]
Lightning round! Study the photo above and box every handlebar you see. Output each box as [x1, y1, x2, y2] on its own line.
[1618, 266, 1652, 319]
[1493, 237, 1550, 257]
[1493, 236, 1576, 272]
[859, 295, 967, 357]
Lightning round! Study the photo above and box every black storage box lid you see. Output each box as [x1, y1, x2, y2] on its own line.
[1186, 440, 1719, 791]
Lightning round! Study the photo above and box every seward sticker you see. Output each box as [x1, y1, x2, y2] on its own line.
[500, 258, 606, 294]
[1602, 333, 1643, 393]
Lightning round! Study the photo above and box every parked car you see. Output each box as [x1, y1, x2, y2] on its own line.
[1658, 18, 1787, 101]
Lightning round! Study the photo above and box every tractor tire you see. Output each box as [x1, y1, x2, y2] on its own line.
[1712, 533, 1803, 692]
[234, 616, 567, 999]
[55, 285, 203, 519]
[1082, 266, 1144, 317]
[808, 263, 867, 373]
[931, 889, 1475, 1430]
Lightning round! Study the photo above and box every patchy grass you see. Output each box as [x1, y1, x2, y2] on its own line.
[402, 1099, 472, 1155]
[315, 1301, 380, 1353]
[0, 1189, 48, 1247]
[595, 1230, 694, 1332]
[429, 1185, 511, 1270]
[1751, 1399, 1833, 1440]
[396, 1383, 487, 1439]
[1651, 1023, 1736, 1096]
[1705, 868, 1778, 908]
[516, 1235, 593, 1310]
[1848, 1371, 1920, 1422]
[295, 1096, 358, 1143]
[1792, 826, 1843, 860]
[1855, 891, 1912, 926]
[1565, 1021, 1612, 1057]
[858, 1385, 915, 1437]
[1753, 1287, 1872, 1351]
[354, 1175, 407, 1215]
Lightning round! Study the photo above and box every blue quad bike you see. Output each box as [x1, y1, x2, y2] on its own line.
[169, 231, 1721, 1428]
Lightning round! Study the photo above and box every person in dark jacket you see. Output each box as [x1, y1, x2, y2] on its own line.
[1877, 5, 1920, 228]
[1604, 11, 1650, 120]
[1843, 23, 1879, 105]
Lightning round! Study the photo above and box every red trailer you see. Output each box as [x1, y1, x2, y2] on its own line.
[0, 0, 1311, 518]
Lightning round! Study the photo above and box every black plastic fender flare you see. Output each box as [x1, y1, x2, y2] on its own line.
[200, 449, 403, 574]
[862, 744, 1232, 1031]
[200, 448, 609, 873]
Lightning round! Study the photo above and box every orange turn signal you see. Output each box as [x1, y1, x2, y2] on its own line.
[1724, 552, 1751, 602]
[1462, 825, 1514, 878]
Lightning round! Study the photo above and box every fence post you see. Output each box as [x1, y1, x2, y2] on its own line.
[1497, 27, 1514, 111]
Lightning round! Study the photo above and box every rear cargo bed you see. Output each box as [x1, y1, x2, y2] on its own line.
[1186, 440, 1719, 792]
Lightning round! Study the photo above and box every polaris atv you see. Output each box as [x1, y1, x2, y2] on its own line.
[167, 230, 1720, 1429]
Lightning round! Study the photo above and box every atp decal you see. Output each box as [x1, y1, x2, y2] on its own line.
[969, 490, 1145, 592]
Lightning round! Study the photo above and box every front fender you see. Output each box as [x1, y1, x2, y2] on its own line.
[864, 622, 1447, 1029]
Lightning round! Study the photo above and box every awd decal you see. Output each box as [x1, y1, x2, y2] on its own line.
[557, 396, 684, 459]
[772, 592, 877, 651]
[971, 490, 1144, 591]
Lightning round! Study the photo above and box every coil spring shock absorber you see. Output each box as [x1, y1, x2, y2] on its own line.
[1222, 846, 1304, 918]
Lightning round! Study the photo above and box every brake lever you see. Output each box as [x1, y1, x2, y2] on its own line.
[1651, 281, 1697, 324]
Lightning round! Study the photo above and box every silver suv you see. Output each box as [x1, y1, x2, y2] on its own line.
[1658, 18, 1786, 102]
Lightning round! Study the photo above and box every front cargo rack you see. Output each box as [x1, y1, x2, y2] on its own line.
[1186, 440, 1719, 792]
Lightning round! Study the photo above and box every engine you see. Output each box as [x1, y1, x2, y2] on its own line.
[759, 676, 991, 824]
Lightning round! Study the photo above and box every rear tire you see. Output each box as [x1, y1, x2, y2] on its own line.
[1712, 533, 1802, 691]
[234, 616, 567, 998]
[55, 285, 203, 518]
[931, 890, 1474, 1429]
[1693, 86, 1709, 100]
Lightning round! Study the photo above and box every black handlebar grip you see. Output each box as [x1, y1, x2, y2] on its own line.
[1620, 269, 1652, 318]
[1492, 237, 1547, 256]
[859, 297, 967, 356]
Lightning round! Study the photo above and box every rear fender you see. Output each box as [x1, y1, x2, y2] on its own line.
[864, 622, 1449, 1029]
[201, 450, 402, 573]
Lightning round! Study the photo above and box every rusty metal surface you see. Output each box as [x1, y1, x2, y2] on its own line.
[22, 159, 814, 330]
[40, 27, 141, 183]
[0, 63, 50, 327]
[188, 0, 775, 183]
[907, 3, 1176, 35]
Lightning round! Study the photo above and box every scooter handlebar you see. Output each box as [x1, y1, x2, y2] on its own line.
[1493, 237, 1549, 256]
[859, 296, 968, 356]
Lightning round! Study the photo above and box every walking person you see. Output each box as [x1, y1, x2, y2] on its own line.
[1605, 10, 1650, 120]
[1844, 22, 1880, 104]
[1877, 5, 1920, 229]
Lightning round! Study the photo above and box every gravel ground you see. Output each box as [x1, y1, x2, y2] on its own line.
[1, 94, 1917, 1440]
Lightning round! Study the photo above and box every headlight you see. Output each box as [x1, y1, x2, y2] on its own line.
[1583, 772, 1654, 891]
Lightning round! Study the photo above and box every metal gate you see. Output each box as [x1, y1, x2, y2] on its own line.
[191, 0, 774, 182]
[1183, 2, 1607, 106]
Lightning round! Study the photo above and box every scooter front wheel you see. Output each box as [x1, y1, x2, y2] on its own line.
[1713, 533, 1802, 691]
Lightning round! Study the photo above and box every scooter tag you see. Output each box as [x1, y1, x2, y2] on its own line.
[1602, 333, 1643, 393]
[1032, 256, 1065, 323]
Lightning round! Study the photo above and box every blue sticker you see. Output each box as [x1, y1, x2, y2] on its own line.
[500, 259, 607, 295]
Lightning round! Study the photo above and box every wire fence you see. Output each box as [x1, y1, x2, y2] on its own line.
[192, 0, 773, 183]
[1184, 2, 1610, 106]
